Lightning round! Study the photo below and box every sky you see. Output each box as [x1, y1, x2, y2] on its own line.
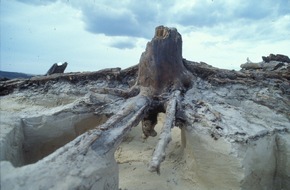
[1, 0, 290, 74]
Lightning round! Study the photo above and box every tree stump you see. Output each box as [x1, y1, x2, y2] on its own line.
[1, 26, 289, 190]
[137, 26, 193, 95]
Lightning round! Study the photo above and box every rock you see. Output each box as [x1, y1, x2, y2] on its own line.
[46, 62, 68, 75]
[262, 54, 290, 63]
[181, 80, 290, 189]
[241, 54, 290, 71]
[0, 77, 10, 81]
[240, 62, 262, 70]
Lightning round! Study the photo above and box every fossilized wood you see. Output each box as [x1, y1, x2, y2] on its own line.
[90, 86, 140, 98]
[148, 90, 180, 174]
[183, 59, 290, 85]
[1, 59, 288, 97]
[137, 26, 193, 96]
[46, 62, 68, 75]
[1, 95, 149, 190]
[1, 25, 289, 190]
[262, 53, 290, 63]
[81, 95, 150, 152]
[0, 67, 132, 96]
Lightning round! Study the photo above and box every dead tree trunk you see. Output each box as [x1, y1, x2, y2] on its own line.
[137, 26, 193, 95]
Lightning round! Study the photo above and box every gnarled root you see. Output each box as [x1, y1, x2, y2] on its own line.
[148, 90, 181, 174]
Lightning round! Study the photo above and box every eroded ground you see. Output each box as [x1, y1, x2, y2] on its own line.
[116, 114, 202, 190]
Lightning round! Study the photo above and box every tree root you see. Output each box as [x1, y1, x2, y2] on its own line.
[88, 89, 182, 173]
[90, 86, 140, 98]
[148, 90, 181, 174]
[77, 95, 150, 155]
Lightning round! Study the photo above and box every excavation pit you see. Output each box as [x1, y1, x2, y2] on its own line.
[1, 113, 109, 166]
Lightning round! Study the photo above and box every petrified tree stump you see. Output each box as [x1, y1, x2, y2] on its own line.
[95, 26, 194, 173]
[137, 26, 193, 147]
[137, 26, 192, 95]
[1, 26, 193, 189]
[1, 26, 289, 190]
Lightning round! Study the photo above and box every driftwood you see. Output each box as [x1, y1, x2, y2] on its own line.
[1, 26, 289, 189]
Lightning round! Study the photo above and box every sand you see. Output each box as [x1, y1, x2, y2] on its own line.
[116, 113, 200, 190]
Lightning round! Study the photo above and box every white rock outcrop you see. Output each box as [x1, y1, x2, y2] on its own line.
[181, 81, 290, 189]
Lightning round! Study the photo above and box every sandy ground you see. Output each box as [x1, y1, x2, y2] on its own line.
[116, 113, 200, 190]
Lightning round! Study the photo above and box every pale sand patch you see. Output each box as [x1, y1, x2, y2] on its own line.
[116, 113, 201, 190]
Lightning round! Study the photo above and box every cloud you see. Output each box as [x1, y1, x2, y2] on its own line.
[76, 1, 161, 38]
[13, 0, 290, 44]
[110, 40, 136, 49]
[82, 6, 142, 37]
[176, 0, 290, 44]
[16, 0, 57, 6]
[1, 0, 289, 75]
[176, 0, 290, 27]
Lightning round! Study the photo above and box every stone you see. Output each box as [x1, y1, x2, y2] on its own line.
[46, 62, 68, 75]
[181, 81, 290, 189]
[262, 54, 290, 63]
[241, 54, 290, 71]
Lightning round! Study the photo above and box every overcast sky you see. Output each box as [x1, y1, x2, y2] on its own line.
[1, 0, 290, 74]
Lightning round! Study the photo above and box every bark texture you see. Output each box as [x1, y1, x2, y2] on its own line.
[137, 26, 193, 95]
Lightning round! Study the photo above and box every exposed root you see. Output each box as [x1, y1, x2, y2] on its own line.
[148, 90, 181, 174]
[98, 95, 148, 131]
[92, 96, 150, 153]
[90, 86, 140, 98]
[77, 95, 150, 155]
